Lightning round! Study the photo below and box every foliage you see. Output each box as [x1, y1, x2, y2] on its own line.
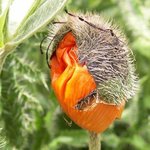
[0, 0, 68, 71]
[0, 0, 150, 150]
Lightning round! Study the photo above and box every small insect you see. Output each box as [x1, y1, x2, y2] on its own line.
[75, 90, 99, 111]
[63, 116, 72, 127]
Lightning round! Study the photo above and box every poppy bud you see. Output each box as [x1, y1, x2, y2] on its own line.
[49, 12, 138, 133]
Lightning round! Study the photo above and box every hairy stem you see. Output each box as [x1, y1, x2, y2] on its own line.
[89, 131, 101, 150]
[0, 44, 15, 73]
[0, 48, 8, 73]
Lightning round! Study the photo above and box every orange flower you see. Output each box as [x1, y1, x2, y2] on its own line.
[50, 32, 125, 133]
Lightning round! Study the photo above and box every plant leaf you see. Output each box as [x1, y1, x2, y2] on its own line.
[132, 38, 150, 59]
[7, 0, 42, 38]
[59, 130, 88, 147]
[48, 130, 88, 149]
[9, 0, 68, 46]
[0, 0, 12, 47]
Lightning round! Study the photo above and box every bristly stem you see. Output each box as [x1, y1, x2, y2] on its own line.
[89, 131, 101, 150]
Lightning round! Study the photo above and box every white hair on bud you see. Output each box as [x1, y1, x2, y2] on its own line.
[49, 11, 138, 105]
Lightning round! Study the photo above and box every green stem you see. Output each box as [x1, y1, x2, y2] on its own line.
[0, 44, 15, 73]
[89, 131, 101, 150]
[0, 48, 8, 73]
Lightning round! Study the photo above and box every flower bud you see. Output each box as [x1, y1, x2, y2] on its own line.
[49, 12, 138, 132]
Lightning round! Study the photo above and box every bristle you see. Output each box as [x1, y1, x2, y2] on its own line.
[49, 12, 138, 104]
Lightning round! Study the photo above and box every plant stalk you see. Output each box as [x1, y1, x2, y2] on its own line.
[0, 48, 8, 73]
[0, 44, 15, 73]
[89, 131, 101, 150]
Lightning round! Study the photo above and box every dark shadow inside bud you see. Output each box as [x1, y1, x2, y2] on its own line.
[75, 90, 98, 111]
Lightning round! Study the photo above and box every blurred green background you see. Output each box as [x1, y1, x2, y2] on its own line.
[0, 0, 150, 149]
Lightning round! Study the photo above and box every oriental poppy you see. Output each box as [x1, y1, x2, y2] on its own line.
[46, 11, 138, 133]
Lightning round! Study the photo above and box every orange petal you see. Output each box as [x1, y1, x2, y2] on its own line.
[50, 32, 125, 133]
[65, 101, 125, 133]
[64, 64, 96, 106]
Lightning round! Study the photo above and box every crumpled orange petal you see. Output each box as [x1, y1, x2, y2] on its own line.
[50, 32, 125, 133]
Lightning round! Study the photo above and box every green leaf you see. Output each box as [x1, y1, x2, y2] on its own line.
[1, 53, 43, 147]
[7, 0, 43, 38]
[17, 0, 43, 26]
[122, 95, 139, 126]
[0, 0, 12, 47]
[103, 133, 120, 148]
[118, 0, 150, 39]
[9, 0, 68, 46]
[132, 38, 150, 59]
[129, 135, 149, 150]
[48, 130, 88, 149]
[0, 128, 7, 149]
[59, 130, 88, 147]
[143, 95, 150, 109]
